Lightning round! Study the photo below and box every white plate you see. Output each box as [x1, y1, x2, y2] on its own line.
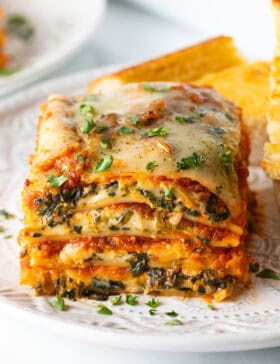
[0, 67, 280, 353]
[0, 0, 105, 97]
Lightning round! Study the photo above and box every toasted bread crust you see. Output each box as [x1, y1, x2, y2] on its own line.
[88, 36, 244, 93]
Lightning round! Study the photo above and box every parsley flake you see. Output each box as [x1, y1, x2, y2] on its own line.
[146, 161, 158, 172]
[142, 84, 170, 93]
[165, 310, 178, 317]
[96, 125, 108, 133]
[141, 127, 168, 138]
[149, 309, 157, 315]
[100, 137, 112, 149]
[126, 294, 138, 305]
[256, 268, 280, 280]
[7, 15, 34, 40]
[47, 175, 68, 187]
[177, 152, 205, 171]
[207, 304, 216, 310]
[0, 209, 15, 219]
[164, 319, 183, 326]
[208, 127, 225, 137]
[249, 262, 259, 273]
[175, 115, 194, 124]
[94, 155, 113, 173]
[75, 154, 84, 163]
[225, 112, 235, 122]
[97, 304, 113, 315]
[80, 104, 95, 115]
[118, 126, 134, 135]
[128, 115, 140, 126]
[48, 295, 66, 312]
[219, 150, 232, 172]
[82, 118, 95, 134]
[110, 296, 122, 305]
[146, 297, 160, 309]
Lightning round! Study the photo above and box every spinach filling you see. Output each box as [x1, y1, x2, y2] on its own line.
[205, 193, 230, 222]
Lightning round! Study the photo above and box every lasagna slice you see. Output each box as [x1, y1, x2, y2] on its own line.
[19, 82, 250, 302]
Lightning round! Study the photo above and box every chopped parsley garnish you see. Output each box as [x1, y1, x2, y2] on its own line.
[149, 309, 157, 315]
[100, 137, 112, 149]
[82, 118, 95, 134]
[73, 225, 82, 234]
[0, 209, 15, 219]
[219, 150, 232, 172]
[7, 14, 34, 40]
[126, 294, 138, 306]
[95, 125, 108, 133]
[31, 232, 42, 238]
[47, 175, 68, 187]
[249, 262, 260, 273]
[225, 112, 235, 122]
[142, 83, 170, 93]
[175, 115, 194, 124]
[97, 304, 113, 315]
[4, 235, 13, 239]
[80, 104, 95, 115]
[207, 304, 216, 310]
[117, 210, 133, 225]
[215, 186, 223, 195]
[110, 296, 122, 305]
[177, 152, 205, 171]
[165, 310, 178, 317]
[146, 297, 160, 309]
[94, 155, 113, 173]
[128, 115, 140, 126]
[0, 68, 19, 76]
[256, 268, 280, 280]
[146, 161, 158, 172]
[75, 153, 84, 163]
[48, 295, 66, 312]
[208, 127, 225, 137]
[164, 319, 183, 326]
[164, 187, 174, 198]
[141, 127, 168, 138]
[118, 126, 134, 135]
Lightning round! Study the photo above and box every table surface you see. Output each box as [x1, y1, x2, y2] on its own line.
[1, 1, 280, 363]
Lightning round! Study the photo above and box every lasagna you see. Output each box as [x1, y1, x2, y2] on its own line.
[19, 82, 250, 302]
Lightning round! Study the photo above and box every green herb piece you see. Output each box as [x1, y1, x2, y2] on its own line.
[256, 268, 280, 280]
[31, 232, 42, 238]
[62, 165, 70, 173]
[80, 104, 95, 115]
[146, 297, 160, 309]
[110, 296, 122, 305]
[117, 210, 133, 225]
[142, 83, 170, 92]
[100, 137, 112, 149]
[164, 319, 183, 326]
[208, 127, 225, 137]
[149, 308, 157, 315]
[128, 115, 140, 126]
[165, 310, 178, 317]
[215, 186, 223, 195]
[48, 295, 66, 312]
[219, 150, 232, 172]
[141, 127, 168, 138]
[109, 225, 119, 231]
[47, 175, 68, 187]
[118, 126, 134, 135]
[4, 235, 13, 239]
[94, 155, 113, 173]
[96, 125, 108, 133]
[97, 304, 113, 315]
[0, 209, 15, 219]
[225, 112, 235, 122]
[73, 225, 82, 234]
[249, 262, 260, 273]
[207, 304, 216, 310]
[164, 187, 174, 198]
[75, 154, 84, 163]
[177, 152, 205, 171]
[82, 118, 95, 134]
[126, 294, 138, 306]
[0, 68, 19, 76]
[0, 226, 5, 233]
[175, 115, 194, 124]
[7, 14, 34, 40]
[197, 236, 211, 245]
[146, 161, 158, 172]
